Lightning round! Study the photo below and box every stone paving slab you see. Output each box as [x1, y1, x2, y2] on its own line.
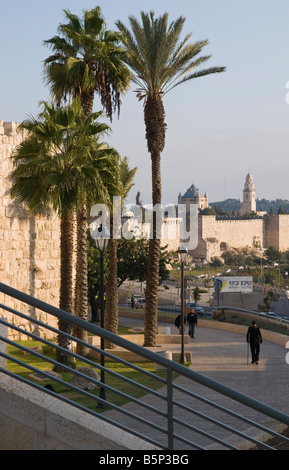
[103, 317, 289, 450]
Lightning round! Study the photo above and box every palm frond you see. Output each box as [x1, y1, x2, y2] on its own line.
[116, 11, 226, 98]
[10, 99, 119, 216]
[43, 6, 131, 119]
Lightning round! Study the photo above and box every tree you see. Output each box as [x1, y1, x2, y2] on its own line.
[43, 7, 131, 119]
[87, 236, 171, 321]
[43, 7, 131, 344]
[117, 238, 171, 287]
[117, 11, 225, 345]
[104, 156, 137, 347]
[258, 291, 278, 313]
[265, 246, 282, 264]
[10, 99, 116, 362]
[193, 287, 201, 303]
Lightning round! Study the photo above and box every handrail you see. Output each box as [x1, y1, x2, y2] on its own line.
[0, 281, 289, 450]
[213, 305, 289, 326]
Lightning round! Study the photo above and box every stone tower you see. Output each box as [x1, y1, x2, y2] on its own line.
[240, 172, 256, 216]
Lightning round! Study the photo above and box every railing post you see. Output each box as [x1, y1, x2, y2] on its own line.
[0, 319, 8, 370]
[167, 366, 174, 449]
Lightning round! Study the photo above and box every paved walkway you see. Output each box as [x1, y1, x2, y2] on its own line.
[104, 317, 289, 450]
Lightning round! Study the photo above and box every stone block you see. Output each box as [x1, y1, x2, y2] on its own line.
[71, 367, 100, 391]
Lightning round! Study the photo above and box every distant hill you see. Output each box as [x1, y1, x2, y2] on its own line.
[210, 198, 289, 214]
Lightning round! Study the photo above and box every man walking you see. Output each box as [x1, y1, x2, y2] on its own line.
[187, 308, 198, 338]
[246, 320, 263, 364]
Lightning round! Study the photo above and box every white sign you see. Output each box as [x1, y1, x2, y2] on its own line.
[215, 276, 253, 293]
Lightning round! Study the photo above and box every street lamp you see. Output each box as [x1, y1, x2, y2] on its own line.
[95, 228, 110, 407]
[178, 247, 188, 363]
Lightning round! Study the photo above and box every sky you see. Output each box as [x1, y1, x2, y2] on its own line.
[1, 0, 289, 206]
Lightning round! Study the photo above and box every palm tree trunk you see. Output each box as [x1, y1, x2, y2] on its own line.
[81, 90, 94, 116]
[74, 203, 90, 357]
[56, 212, 75, 367]
[104, 216, 119, 348]
[143, 155, 162, 347]
[74, 92, 93, 356]
[143, 95, 166, 347]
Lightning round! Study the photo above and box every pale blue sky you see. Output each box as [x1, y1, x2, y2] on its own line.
[1, 1, 289, 205]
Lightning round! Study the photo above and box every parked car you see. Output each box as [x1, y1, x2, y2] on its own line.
[135, 298, 146, 309]
[259, 312, 278, 318]
[258, 312, 283, 322]
[186, 302, 204, 316]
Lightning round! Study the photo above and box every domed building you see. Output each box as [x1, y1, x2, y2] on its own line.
[178, 183, 209, 212]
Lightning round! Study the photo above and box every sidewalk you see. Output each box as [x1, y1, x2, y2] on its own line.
[107, 316, 289, 449]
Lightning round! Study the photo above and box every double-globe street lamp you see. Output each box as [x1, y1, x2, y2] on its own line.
[95, 228, 110, 407]
[178, 247, 188, 364]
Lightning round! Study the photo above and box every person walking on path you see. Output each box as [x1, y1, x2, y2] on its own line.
[130, 295, 135, 309]
[187, 309, 198, 338]
[246, 320, 263, 364]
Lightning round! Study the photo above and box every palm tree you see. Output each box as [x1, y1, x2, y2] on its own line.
[104, 156, 137, 348]
[43, 7, 131, 336]
[117, 11, 225, 346]
[10, 99, 117, 362]
[43, 6, 131, 120]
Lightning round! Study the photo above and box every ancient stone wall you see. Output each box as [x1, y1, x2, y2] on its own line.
[191, 213, 289, 261]
[274, 214, 289, 252]
[199, 215, 264, 259]
[264, 214, 280, 250]
[0, 121, 60, 339]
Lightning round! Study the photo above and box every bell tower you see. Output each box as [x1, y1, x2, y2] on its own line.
[240, 173, 256, 216]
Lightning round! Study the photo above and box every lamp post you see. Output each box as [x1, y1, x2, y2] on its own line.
[178, 248, 188, 364]
[95, 230, 109, 407]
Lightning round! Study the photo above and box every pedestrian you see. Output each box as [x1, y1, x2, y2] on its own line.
[174, 314, 181, 329]
[174, 313, 186, 330]
[187, 308, 198, 338]
[131, 295, 135, 309]
[246, 320, 263, 364]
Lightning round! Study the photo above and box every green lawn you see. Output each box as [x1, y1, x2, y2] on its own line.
[6, 330, 174, 413]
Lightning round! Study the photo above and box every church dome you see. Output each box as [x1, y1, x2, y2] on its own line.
[182, 183, 199, 199]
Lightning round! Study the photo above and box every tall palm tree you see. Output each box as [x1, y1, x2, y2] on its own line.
[117, 11, 225, 346]
[104, 156, 137, 348]
[44, 6, 131, 119]
[10, 99, 117, 362]
[43, 7, 131, 335]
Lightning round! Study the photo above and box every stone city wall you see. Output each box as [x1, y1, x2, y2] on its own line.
[0, 121, 60, 339]
[264, 214, 280, 250]
[273, 214, 289, 252]
[199, 215, 264, 259]
[192, 213, 289, 261]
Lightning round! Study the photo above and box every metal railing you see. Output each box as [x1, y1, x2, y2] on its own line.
[1, 281, 289, 450]
[214, 306, 289, 326]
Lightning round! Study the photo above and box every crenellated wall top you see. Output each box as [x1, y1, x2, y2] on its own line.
[0, 120, 21, 136]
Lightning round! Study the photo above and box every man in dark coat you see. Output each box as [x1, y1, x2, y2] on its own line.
[246, 321, 263, 364]
[187, 309, 198, 338]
